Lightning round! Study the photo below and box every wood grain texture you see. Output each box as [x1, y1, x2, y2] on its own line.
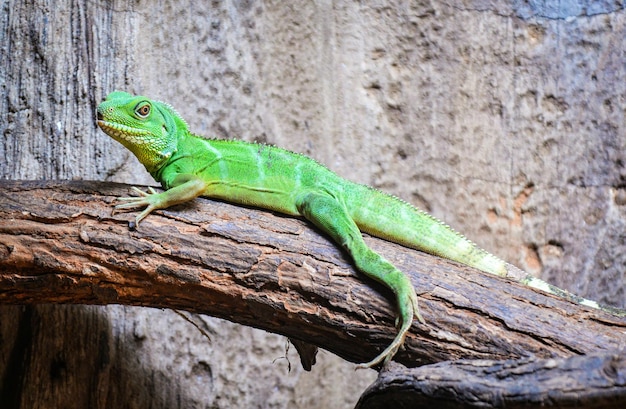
[1, 180, 625, 369]
[356, 354, 626, 409]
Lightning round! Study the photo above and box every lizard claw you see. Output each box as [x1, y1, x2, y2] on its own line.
[113, 186, 161, 226]
[129, 186, 157, 197]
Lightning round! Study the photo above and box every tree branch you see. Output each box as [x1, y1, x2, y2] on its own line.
[356, 353, 626, 409]
[1, 180, 625, 370]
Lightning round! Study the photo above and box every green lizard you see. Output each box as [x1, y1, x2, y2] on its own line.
[96, 91, 624, 368]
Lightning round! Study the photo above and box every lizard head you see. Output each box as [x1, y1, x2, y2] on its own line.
[97, 91, 186, 173]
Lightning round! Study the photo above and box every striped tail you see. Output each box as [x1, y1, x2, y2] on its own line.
[346, 183, 509, 277]
[345, 183, 626, 317]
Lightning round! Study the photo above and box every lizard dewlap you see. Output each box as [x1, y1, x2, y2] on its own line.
[97, 91, 624, 368]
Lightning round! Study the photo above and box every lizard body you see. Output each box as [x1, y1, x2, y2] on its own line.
[97, 91, 624, 368]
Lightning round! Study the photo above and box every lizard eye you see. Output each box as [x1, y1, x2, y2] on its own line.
[135, 103, 151, 118]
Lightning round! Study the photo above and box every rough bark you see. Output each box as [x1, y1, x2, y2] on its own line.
[1, 180, 625, 370]
[356, 354, 626, 409]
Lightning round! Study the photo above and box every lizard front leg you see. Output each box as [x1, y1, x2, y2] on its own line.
[115, 175, 207, 226]
[296, 191, 424, 368]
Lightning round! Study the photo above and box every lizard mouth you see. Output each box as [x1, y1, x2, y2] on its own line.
[97, 120, 151, 144]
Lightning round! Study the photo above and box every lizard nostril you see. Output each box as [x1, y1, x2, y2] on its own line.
[97, 111, 103, 121]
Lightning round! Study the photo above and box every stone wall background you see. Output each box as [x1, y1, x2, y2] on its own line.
[1, 1, 624, 407]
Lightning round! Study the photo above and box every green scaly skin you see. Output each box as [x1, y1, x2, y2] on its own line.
[96, 91, 625, 368]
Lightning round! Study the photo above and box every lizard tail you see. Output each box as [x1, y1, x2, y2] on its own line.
[510, 263, 626, 317]
[346, 183, 626, 317]
[345, 183, 508, 277]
